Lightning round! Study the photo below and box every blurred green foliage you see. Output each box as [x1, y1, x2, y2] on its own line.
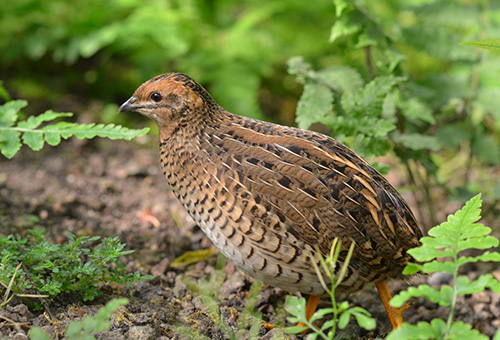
[1, 0, 499, 226]
[288, 0, 500, 228]
[0, 0, 336, 117]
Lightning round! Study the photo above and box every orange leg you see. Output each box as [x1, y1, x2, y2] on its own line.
[375, 281, 410, 329]
[297, 295, 321, 333]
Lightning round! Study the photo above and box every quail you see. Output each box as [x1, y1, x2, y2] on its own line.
[118, 72, 423, 329]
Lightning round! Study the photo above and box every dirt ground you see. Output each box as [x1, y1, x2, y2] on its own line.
[0, 135, 499, 339]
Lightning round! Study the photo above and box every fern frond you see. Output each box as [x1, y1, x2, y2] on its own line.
[0, 100, 149, 158]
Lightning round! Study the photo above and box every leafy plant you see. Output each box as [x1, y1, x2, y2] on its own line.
[0, 95, 149, 159]
[288, 0, 500, 228]
[174, 255, 267, 339]
[284, 238, 376, 339]
[461, 38, 500, 53]
[29, 298, 129, 340]
[0, 0, 338, 116]
[0, 228, 153, 305]
[387, 194, 500, 340]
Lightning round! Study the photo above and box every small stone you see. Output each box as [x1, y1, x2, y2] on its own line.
[473, 303, 485, 314]
[427, 272, 453, 286]
[126, 326, 155, 339]
[151, 258, 170, 276]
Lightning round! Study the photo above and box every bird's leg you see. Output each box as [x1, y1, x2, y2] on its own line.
[375, 281, 410, 329]
[297, 295, 320, 333]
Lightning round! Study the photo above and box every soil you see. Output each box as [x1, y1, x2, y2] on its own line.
[0, 135, 499, 339]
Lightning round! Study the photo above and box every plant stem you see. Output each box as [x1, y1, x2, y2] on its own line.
[445, 251, 460, 338]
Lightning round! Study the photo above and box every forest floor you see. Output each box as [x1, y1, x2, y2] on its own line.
[1, 135, 499, 340]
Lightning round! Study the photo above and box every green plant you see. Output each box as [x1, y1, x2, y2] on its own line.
[461, 38, 500, 53]
[28, 298, 129, 340]
[284, 238, 376, 339]
[387, 194, 500, 340]
[288, 1, 500, 228]
[0, 0, 337, 115]
[0, 93, 148, 159]
[174, 255, 267, 339]
[0, 228, 152, 306]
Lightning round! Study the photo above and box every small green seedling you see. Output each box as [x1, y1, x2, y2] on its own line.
[284, 238, 376, 339]
[174, 255, 265, 339]
[28, 298, 129, 340]
[388, 194, 500, 340]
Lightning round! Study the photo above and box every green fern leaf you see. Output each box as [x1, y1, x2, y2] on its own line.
[390, 285, 453, 308]
[0, 102, 150, 158]
[460, 38, 500, 53]
[0, 100, 27, 126]
[341, 76, 403, 118]
[295, 82, 333, 130]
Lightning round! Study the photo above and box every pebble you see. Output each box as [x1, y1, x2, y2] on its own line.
[126, 325, 156, 339]
[427, 272, 453, 285]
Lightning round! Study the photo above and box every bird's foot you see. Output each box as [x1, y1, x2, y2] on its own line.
[375, 281, 410, 329]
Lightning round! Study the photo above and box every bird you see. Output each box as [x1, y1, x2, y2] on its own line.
[118, 72, 423, 330]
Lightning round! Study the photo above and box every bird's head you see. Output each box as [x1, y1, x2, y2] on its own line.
[118, 73, 220, 128]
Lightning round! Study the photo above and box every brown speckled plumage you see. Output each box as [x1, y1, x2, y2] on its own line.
[119, 72, 422, 312]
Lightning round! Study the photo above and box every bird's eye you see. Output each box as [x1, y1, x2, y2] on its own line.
[150, 92, 163, 102]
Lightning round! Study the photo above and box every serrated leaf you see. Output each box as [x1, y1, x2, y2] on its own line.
[341, 76, 402, 118]
[352, 135, 391, 158]
[295, 82, 333, 130]
[390, 285, 452, 308]
[449, 321, 489, 339]
[460, 38, 500, 53]
[458, 251, 500, 266]
[456, 274, 500, 295]
[428, 194, 482, 238]
[0, 130, 22, 158]
[41, 123, 149, 140]
[358, 117, 396, 138]
[1, 105, 148, 158]
[22, 131, 44, 151]
[408, 244, 453, 262]
[386, 319, 447, 340]
[418, 235, 457, 249]
[0, 100, 28, 126]
[44, 132, 62, 146]
[421, 260, 456, 275]
[457, 236, 499, 252]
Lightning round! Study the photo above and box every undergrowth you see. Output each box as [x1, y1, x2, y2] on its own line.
[388, 194, 500, 340]
[173, 255, 273, 340]
[284, 238, 375, 339]
[0, 228, 152, 308]
[28, 298, 129, 340]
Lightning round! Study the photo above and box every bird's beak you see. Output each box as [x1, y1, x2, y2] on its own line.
[118, 96, 139, 113]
